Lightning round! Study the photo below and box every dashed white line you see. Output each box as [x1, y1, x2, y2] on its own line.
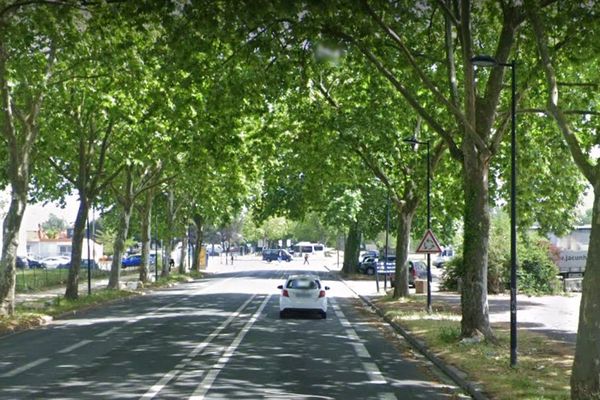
[188, 295, 271, 400]
[96, 326, 120, 337]
[0, 358, 49, 378]
[57, 340, 92, 354]
[140, 294, 258, 399]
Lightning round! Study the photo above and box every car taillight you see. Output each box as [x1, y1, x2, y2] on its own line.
[318, 290, 326, 298]
[282, 289, 289, 297]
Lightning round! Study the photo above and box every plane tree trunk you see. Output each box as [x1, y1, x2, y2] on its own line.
[342, 222, 360, 274]
[65, 198, 89, 299]
[460, 143, 493, 338]
[392, 203, 417, 299]
[138, 190, 153, 283]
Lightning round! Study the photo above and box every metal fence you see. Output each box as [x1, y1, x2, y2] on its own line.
[14, 265, 141, 293]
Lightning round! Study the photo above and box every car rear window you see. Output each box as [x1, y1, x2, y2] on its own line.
[286, 279, 320, 289]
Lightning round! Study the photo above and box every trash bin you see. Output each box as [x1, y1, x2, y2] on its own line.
[415, 279, 426, 294]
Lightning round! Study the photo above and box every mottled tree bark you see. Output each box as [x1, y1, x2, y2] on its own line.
[571, 188, 600, 398]
[392, 206, 416, 298]
[460, 143, 492, 338]
[107, 204, 132, 289]
[342, 222, 360, 274]
[192, 215, 204, 272]
[138, 191, 152, 283]
[179, 233, 189, 272]
[65, 198, 89, 299]
[0, 184, 27, 315]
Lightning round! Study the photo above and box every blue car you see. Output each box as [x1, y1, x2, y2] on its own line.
[121, 254, 156, 268]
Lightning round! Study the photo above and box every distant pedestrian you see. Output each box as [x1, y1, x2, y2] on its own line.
[304, 253, 309, 265]
[169, 258, 174, 271]
[231, 253, 234, 264]
[278, 250, 282, 263]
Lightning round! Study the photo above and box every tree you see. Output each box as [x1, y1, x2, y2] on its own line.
[0, 2, 79, 315]
[40, 213, 67, 239]
[526, 1, 600, 396]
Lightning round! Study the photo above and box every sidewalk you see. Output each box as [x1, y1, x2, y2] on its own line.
[327, 262, 580, 347]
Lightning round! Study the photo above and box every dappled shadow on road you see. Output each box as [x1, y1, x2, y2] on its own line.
[0, 286, 463, 399]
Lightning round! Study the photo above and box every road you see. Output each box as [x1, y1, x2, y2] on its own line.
[0, 256, 467, 399]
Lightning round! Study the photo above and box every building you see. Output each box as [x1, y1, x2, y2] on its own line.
[26, 228, 103, 261]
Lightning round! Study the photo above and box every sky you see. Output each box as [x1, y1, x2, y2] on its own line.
[21, 194, 80, 231]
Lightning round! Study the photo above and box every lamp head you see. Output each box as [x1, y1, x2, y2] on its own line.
[470, 55, 498, 67]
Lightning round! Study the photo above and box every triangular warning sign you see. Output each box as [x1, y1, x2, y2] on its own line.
[416, 229, 442, 253]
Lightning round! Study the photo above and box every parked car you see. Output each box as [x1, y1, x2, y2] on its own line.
[26, 258, 45, 269]
[16, 256, 28, 269]
[390, 260, 428, 287]
[433, 248, 455, 268]
[57, 259, 100, 270]
[358, 250, 379, 263]
[40, 256, 71, 269]
[262, 249, 292, 262]
[358, 255, 396, 275]
[278, 274, 330, 319]
[121, 254, 156, 268]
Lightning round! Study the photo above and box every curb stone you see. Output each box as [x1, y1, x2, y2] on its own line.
[327, 267, 488, 400]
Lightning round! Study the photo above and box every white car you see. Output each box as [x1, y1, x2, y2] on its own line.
[278, 274, 330, 319]
[40, 255, 70, 269]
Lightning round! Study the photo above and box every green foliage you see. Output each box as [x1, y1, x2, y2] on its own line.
[517, 239, 561, 295]
[442, 212, 561, 295]
[40, 213, 67, 239]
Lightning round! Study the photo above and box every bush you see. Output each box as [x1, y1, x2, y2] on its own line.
[517, 239, 561, 295]
[441, 213, 561, 295]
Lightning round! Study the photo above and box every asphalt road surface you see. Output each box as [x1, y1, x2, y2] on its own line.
[0, 257, 467, 399]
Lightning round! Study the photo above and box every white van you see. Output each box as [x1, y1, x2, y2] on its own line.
[292, 242, 325, 255]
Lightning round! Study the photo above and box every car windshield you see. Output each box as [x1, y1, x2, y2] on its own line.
[286, 279, 320, 289]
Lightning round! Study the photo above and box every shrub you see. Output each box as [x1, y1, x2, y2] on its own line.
[441, 214, 561, 295]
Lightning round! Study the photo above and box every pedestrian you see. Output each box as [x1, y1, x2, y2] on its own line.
[277, 250, 282, 263]
[169, 258, 174, 271]
[231, 253, 234, 264]
[304, 253, 309, 265]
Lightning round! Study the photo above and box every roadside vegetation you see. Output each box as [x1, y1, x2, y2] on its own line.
[441, 213, 562, 296]
[0, 272, 200, 336]
[375, 295, 572, 399]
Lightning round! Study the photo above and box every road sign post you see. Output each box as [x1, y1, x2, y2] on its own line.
[416, 229, 442, 313]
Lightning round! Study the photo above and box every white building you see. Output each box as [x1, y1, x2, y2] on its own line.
[26, 230, 103, 261]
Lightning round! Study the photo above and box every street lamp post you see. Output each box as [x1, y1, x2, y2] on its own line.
[471, 55, 517, 367]
[403, 138, 432, 313]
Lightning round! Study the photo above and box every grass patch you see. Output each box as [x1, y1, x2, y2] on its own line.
[1, 272, 201, 336]
[375, 294, 573, 400]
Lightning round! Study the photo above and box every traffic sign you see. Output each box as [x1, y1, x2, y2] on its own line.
[416, 229, 442, 253]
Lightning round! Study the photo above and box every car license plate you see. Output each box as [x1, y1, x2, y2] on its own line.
[295, 292, 312, 298]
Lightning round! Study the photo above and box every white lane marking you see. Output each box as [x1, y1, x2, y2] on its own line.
[57, 340, 92, 354]
[96, 326, 120, 337]
[140, 295, 257, 399]
[0, 358, 49, 378]
[331, 299, 394, 394]
[189, 295, 271, 400]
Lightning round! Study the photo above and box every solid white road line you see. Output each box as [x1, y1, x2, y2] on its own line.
[188, 295, 271, 400]
[331, 299, 395, 395]
[140, 294, 258, 399]
[57, 340, 93, 354]
[0, 358, 49, 378]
